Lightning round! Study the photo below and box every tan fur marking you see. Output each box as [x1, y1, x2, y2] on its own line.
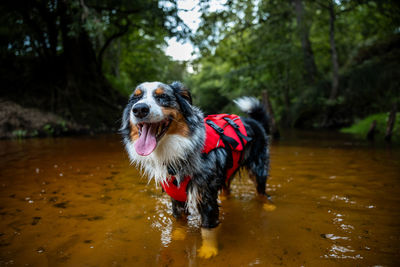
[134, 89, 142, 96]
[155, 87, 164, 95]
[162, 107, 190, 137]
[180, 90, 191, 101]
[129, 121, 139, 141]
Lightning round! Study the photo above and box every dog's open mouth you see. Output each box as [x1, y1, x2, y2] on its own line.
[134, 119, 171, 156]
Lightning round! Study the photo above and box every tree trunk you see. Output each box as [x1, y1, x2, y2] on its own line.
[366, 120, 377, 141]
[282, 69, 292, 127]
[328, 1, 339, 100]
[114, 39, 121, 78]
[57, 1, 122, 127]
[385, 104, 397, 142]
[262, 90, 280, 139]
[293, 0, 318, 84]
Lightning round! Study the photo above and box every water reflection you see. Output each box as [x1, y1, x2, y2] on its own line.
[0, 134, 399, 266]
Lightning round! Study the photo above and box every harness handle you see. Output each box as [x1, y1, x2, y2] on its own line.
[205, 120, 224, 134]
[206, 120, 239, 149]
[223, 117, 252, 142]
[206, 119, 239, 170]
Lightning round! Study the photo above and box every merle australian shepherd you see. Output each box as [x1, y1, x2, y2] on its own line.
[121, 81, 272, 258]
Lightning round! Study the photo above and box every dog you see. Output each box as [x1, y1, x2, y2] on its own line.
[121, 81, 272, 258]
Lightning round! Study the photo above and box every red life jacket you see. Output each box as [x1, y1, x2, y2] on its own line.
[160, 114, 250, 202]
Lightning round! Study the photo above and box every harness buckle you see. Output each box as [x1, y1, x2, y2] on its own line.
[223, 117, 240, 129]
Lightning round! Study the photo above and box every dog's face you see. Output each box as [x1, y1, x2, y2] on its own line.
[122, 81, 193, 157]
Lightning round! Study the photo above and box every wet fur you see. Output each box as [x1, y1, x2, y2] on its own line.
[121, 81, 270, 229]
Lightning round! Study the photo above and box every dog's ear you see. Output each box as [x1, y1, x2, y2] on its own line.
[170, 81, 192, 105]
[170, 81, 193, 118]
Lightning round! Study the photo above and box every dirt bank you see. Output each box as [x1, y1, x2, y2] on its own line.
[0, 99, 89, 139]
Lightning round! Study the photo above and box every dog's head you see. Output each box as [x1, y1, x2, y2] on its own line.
[121, 81, 195, 157]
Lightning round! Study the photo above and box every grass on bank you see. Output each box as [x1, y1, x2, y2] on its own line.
[341, 113, 400, 142]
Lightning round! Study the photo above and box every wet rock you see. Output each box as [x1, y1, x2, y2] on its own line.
[0, 242, 11, 247]
[100, 195, 112, 201]
[87, 216, 104, 221]
[49, 197, 58, 202]
[31, 217, 41, 225]
[53, 202, 68, 209]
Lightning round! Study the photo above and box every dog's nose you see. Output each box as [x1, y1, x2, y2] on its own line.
[132, 103, 150, 118]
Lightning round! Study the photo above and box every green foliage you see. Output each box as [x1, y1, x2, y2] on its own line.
[341, 113, 400, 142]
[104, 30, 188, 95]
[42, 124, 54, 136]
[2, 0, 400, 135]
[189, 0, 400, 129]
[186, 60, 231, 114]
[12, 129, 27, 138]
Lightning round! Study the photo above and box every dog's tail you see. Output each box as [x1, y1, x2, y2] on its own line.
[234, 97, 270, 135]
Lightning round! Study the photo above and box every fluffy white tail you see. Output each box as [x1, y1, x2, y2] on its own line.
[233, 96, 260, 113]
[234, 96, 270, 135]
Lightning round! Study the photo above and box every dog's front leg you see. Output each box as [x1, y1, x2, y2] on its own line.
[197, 193, 219, 259]
[171, 198, 186, 219]
[171, 198, 188, 241]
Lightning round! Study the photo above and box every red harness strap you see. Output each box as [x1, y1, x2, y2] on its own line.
[160, 114, 249, 202]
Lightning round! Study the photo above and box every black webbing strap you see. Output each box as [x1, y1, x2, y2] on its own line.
[223, 117, 252, 149]
[206, 119, 239, 170]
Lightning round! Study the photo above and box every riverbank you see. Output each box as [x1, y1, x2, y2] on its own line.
[341, 113, 400, 144]
[0, 99, 90, 139]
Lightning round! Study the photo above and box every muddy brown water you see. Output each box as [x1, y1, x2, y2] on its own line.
[0, 132, 399, 266]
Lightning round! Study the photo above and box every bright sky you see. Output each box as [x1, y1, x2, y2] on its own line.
[164, 0, 201, 61]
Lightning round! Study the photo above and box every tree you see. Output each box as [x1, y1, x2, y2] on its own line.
[292, 0, 318, 84]
[1, 0, 187, 128]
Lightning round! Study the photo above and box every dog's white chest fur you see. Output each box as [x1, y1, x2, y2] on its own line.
[126, 134, 195, 184]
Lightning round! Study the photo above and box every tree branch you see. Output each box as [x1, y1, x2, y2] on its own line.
[97, 21, 131, 72]
[314, 0, 330, 10]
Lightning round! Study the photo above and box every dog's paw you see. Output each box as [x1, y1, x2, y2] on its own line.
[263, 202, 277, 211]
[198, 244, 218, 259]
[198, 227, 219, 259]
[171, 227, 186, 240]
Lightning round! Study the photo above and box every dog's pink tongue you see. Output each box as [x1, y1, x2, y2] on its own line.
[134, 123, 157, 156]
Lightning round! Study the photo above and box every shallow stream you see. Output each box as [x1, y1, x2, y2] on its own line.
[0, 132, 399, 266]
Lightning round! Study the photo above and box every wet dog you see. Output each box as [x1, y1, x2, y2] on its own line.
[121, 81, 272, 258]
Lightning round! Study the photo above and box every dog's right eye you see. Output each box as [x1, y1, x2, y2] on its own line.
[129, 93, 143, 104]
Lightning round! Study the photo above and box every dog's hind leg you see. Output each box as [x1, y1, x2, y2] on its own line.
[247, 146, 270, 196]
[219, 182, 231, 201]
[247, 148, 276, 211]
[253, 174, 276, 212]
